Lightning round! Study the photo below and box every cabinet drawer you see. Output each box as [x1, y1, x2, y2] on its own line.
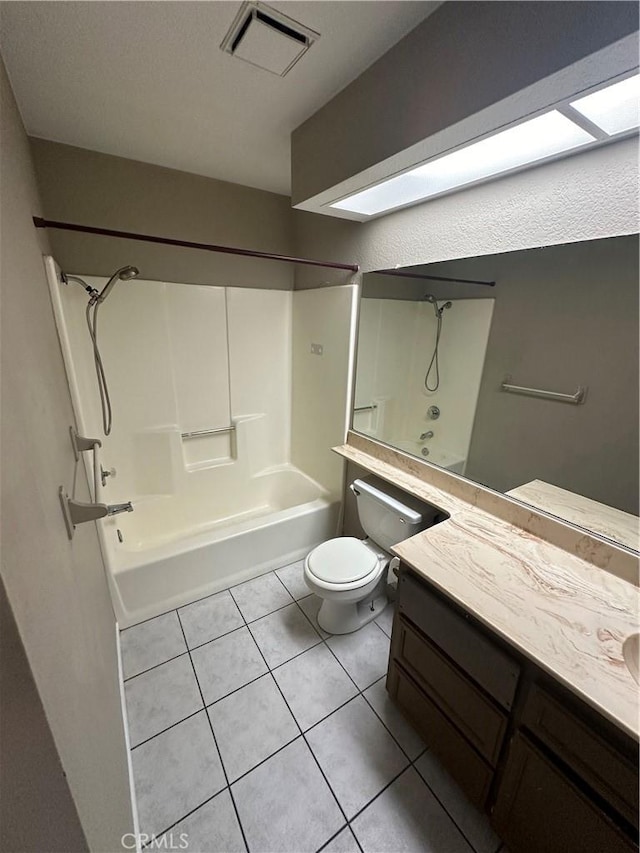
[492, 733, 637, 853]
[397, 616, 507, 765]
[522, 683, 639, 829]
[398, 570, 520, 709]
[391, 663, 493, 809]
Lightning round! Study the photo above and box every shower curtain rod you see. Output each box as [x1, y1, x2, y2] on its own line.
[378, 269, 495, 287]
[32, 217, 360, 273]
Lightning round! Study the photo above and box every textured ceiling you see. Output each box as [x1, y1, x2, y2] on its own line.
[0, 1, 438, 194]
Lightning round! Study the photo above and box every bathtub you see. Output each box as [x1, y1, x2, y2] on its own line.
[44, 256, 341, 629]
[101, 465, 339, 628]
[393, 439, 467, 475]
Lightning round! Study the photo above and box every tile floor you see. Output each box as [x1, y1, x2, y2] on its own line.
[121, 560, 503, 853]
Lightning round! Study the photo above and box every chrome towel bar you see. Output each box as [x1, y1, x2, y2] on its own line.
[500, 376, 587, 405]
[181, 425, 236, 440]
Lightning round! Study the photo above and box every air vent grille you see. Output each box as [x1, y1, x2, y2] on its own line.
[221, 1, 319, 77]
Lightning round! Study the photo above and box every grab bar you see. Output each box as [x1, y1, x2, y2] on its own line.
[500, 376, 587, 405]
[181, 425, 236, 440]
[354, 404, 378, 413]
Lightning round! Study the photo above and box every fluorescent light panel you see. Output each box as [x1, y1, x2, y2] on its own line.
[331, 110, 595, 217]
[570, 74, 640, 136]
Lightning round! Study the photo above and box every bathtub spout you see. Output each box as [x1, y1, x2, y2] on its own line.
[107, 501, 134, 516]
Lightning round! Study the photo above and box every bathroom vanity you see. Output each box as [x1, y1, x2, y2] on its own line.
[332, 438, 639, 852]
[387, 565, 638, 852]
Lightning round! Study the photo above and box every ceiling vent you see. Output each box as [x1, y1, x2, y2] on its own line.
[221, 2, 319, 77]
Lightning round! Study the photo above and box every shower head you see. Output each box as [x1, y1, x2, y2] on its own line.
[424, 294, 453, 317]
[95, 265, 139, 304]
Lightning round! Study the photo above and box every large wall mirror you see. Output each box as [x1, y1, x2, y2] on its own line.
[352, 234, 639, 552]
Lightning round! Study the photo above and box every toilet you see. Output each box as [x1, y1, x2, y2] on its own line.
[304, 477, 436, 634]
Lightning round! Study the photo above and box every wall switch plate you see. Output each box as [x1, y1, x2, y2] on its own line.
[310, 343, 324, 355]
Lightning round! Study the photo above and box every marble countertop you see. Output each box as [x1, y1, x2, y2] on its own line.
[334, 442, 640, 739]
[508, 479, 640, 553]
[394, 510, 640, 740]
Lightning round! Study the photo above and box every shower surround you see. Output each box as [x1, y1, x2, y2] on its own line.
[46, 257, 352, 627]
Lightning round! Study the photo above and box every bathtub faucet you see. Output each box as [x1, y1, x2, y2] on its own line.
[107, 501, 134, 516]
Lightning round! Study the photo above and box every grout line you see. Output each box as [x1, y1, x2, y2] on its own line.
[245, 618, 352, 835]
[372, 615, 393, 639]
[121, 560, 303, 634]
[141, 788, 226, 850]
[314, 823, 349, 853]
[289, 598, 418, 763]
[129, 571, 487, 853]
[123, 648, 190, 682]
[175, 609, 252, 853]
[129, 707, 203, 751]
[413, 759, 493, 853]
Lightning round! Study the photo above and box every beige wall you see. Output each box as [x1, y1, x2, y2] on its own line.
[293, 136, 639, 290]
[442, 236, 639, 515]
[291, 1, 639, 203]
[293, 127, 638, 530]
[1, 576, 88, 853]
[30, 138, 294, 290]
[0, 58, 133, 851]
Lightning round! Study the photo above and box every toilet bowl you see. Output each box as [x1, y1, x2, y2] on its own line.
[304, 477, 435, 634]
[304, 537, 390, 634]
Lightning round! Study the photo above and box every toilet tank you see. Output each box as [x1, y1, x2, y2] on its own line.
[351, 477, 441, 552]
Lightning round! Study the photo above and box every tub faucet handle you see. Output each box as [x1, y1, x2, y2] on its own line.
[101, 465, 116, 487]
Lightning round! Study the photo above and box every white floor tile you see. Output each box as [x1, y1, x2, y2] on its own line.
[415, 751, 501, 853]
[351, 767, 473, 853]
[191, 626, 267, 705]
[132, 711, 225, 838]
[363, 677, 425, 759]
[232, 738, 344, 853]
[321, 826, 360, 853]
[125, 655, 202, 747]
[297, 595, 330, 638]
[121, 612, 187, 680]
[158, 789, 246, 853]
[326, 622, 391, 690]
[306, 696, 408, 819]
[250, 602, 321, 668]
[230, 572, 292, 622]
[276, 560, 311, 600]
[374, 602, 395, 638]
[179, 590, 243, 649]
[273, 643, 358, 731]
[208, 674, 299, 782]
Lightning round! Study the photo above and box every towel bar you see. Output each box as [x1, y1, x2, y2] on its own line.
[500, 376, 587, 405]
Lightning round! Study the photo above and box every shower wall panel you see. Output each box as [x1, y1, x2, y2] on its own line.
[57, 274, 292, 499]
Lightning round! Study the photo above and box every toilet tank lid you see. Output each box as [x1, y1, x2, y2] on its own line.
[352, 477, 426, 524]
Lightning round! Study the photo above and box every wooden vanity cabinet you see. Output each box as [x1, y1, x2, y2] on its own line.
[387, 564, 639, 853]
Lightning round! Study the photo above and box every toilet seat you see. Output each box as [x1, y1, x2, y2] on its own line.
[306, 537, 379, 584]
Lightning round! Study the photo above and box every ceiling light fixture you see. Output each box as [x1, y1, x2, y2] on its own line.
[570, 74, 640, 136]
[331, 111, 596, 217]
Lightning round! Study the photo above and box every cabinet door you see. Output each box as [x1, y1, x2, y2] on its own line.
[492, 733, 637, 853]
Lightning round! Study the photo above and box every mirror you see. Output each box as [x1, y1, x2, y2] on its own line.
[353, 234, 639, 551]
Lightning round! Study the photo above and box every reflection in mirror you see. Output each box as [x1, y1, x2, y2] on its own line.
[353, 234, 639, 551]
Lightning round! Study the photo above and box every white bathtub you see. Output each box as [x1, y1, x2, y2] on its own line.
[394, 439, 466, 475]
[45, 256, 341, 629]
[101, 465, 339, 628]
